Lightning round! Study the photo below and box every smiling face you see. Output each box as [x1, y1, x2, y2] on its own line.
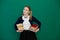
[22, 5, 32, 20]
[23, 7, 30, 16]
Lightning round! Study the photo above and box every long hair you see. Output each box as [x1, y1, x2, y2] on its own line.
[22, 5, 32, 20]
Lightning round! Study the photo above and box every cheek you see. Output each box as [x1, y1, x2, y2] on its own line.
[23, 10, 29, 13]
[23, 11, 28, 15]
[25, 11, 29, 13]
[23, 10, 26, 13]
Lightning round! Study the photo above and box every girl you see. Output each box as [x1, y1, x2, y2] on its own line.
[15, 5, 41, 40]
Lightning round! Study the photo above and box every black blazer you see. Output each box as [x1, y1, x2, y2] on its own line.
[15, 16, 41, 30]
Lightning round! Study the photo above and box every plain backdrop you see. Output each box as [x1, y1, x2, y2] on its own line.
[0, 0, 60, 40]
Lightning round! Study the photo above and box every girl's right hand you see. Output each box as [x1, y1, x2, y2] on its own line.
[16, 30, 24, 32]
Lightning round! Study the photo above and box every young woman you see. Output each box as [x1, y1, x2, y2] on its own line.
[15, 5, 41, 40]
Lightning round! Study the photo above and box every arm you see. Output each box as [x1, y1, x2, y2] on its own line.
[32, 16, 41, 28]
[14, 16, 22, 30]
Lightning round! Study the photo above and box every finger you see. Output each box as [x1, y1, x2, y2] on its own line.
[19, 30, 24, 32]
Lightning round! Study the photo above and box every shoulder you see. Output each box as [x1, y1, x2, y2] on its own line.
[32, 16, 36, 19]
[17, 16, 22, 20]
[32, 16, 34, 18]
[32, 16, 39, 21]
[19, 16, 22, 18]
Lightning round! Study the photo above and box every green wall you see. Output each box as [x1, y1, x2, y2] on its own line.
[0, 0, 60, 40]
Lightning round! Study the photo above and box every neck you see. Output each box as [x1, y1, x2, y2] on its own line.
[24, 14, 29, 17]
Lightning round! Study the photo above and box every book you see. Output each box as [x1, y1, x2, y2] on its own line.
[30, 24, 38, 31]
[16, 23, 24, 30]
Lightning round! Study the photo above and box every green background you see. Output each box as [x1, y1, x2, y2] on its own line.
[0, 0, 60, 40]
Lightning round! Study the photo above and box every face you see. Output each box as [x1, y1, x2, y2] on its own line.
[23, 7, 30, 15]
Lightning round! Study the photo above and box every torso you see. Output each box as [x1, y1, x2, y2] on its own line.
[22, 16, 31, 30]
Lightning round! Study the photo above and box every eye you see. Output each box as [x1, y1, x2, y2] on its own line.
[25, 9, 28, 11]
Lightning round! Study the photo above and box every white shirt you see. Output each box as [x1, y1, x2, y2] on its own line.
[22, 16, 31, 30]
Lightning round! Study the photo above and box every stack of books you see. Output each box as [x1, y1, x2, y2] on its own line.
[16, 23, 24, 30]
[30, 24, 38, 31]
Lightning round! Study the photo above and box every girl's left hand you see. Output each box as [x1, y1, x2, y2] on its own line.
[33, 28, 39, 32]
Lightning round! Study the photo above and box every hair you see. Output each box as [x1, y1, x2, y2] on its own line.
[22, 5, 32, 20]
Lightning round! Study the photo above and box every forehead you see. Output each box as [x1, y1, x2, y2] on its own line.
[24, 7, 29, 10]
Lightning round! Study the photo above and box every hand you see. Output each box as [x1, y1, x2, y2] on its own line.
[16, 30, 24, 32]
[33, 28, 39, 32]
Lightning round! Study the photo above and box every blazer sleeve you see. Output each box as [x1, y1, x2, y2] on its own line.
[14, 16, 22, 30]
[32, 16, 41, 28]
